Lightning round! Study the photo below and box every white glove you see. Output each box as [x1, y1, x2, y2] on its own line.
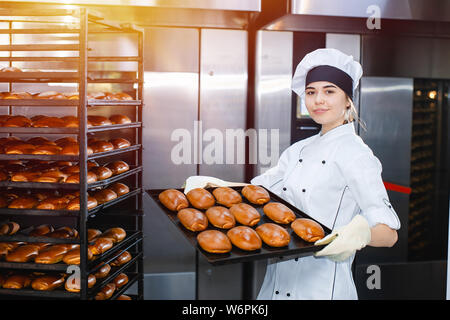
[183, 175, 249, 194]
[314, 215, 371, 262]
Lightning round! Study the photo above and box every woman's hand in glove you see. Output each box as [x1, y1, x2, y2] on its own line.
[313, 215, 371, 262]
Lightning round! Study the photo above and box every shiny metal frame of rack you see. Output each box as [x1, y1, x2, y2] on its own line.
[0, 6, 144, 300]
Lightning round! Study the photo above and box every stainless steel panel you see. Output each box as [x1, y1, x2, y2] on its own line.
[359, 77, 413, 187]
[326, 34, 360, 62]
[1, 0, 261, 11]
[290, 0, 450, 22]
[254, 30, 292, 176]
[199, 29, 247, 182]
[142, 27, 199, 275]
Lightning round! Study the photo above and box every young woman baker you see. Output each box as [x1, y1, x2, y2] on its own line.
[251, 48, 400, 299]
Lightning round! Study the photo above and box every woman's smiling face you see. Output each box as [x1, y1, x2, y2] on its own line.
[304, 81, 350, 134]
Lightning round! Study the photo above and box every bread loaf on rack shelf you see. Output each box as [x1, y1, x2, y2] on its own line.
[5, 143, 36, 154]
[2, 92, 32, 99]
[105, 161, 129, 175]
[93, 189, 118, 204]
[110, 250, 132, 267]
[3, 115, 32, 127]
[36, 197, 70, 210]
[60, 143, 94, 156]
[26, 136, 56, 146]
[67, 195, 98, 211]
[46, 227, 78, 239]
[117, 295, 132, 300]
[95, 283, 116, 300]
[62, 247, 94, 265]
[29, 224, 54, 237]
[88, 229, 102, 241]
[65, 171, 98, 184]
[61, 116, 78, 128]
[109, 114, 131, 124]
[0, 221, 20, 235]
[34, 244, 69, 264]
[32, 170, 67, 183]
[55, 137, 77, 147]
[113, 273, 129, 289]
[114, 92, 133, 100]
[90, 166, 113, 180]
[32, 116, 66, 128]
[93, 263, 111, 279]
[110, 138, 131, 149]
[31, 145, 63, 155]
[3, 274, 32, 289]
[10, 171, 41, 182]
[109, 182, 130, 197]
[89, 140, 114, 153]
[88, 237, 114, 255]
[100, 228, 126, 243]
[34, 91, 67, 100]
[87, 115, 112, 126]
[1, 66, 22, 72]
[31, 274, 66, 291]
[8, 196, 38, 209]
[6, 244, 40, 262]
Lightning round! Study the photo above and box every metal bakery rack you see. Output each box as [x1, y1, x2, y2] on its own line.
[0, 5, 144, 300]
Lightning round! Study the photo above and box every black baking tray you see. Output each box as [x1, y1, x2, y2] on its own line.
[147, 186, 331, 266]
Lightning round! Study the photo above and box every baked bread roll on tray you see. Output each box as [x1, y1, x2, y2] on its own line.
[197, 230, 232, 254]
[32, 116, 65, 128]
[89, 237, 114, 255]
[89, 140, 114, 153]
[291, 218, 325, 242]
[117, 294, 132, 300]
[46, 227, 78, 239]
[212, 187, 242, 208]
[10, 171, 41, 182]
[105, 160, 129, 175]
[108, 182, 130, 197]
[100, 228, 126, 243]
[109, 114, 131, 124]
[90, 166, 113, 180]
[95, 283, 116, 300]
[26, 136, 56, 146]
[8, 196, 38, 209]
[29, 224, 54, 237]
[229, 203, 261, 227]
[3, 274, 32, 289]
[31, 145, 63, 155]
[93, 263, 111, 279]
[227, 226, 262, 251]
[186, 188, 215, 210]
[205, 206, 236, 229]
[255, 223, 291, 247]
[67, 195, 98, 211]
[34, 244, 69, 264]
[3, 115, 32, 127]
[34, 91, 67, 100]
[87, 115, 112, 126]
[263, 202, 296, 224]
[88, 229, 102, 242]
[6, 244, 40, 262]
[31, 274, 66, 291]
[61, 116, 78, 128]
[110, 138, 131, 149]
[0, 221, 20, 235]
[110, 250, 132, 267]
[65, 273, 96, 292]
[93, 188, 118, 204]
[177, 208, 208, 232]
[241, 185, 270, 205]
[113, 273, 129, 289]
[65, 171, 98, 184]
[62, 247, 94, 265]
[159, 189, 189, 211]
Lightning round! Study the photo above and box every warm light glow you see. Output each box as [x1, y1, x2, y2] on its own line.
[428, 90, 437, 99]
[415, 90, 422, 97]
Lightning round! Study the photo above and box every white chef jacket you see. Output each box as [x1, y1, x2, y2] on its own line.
[251, 121, 401, 300]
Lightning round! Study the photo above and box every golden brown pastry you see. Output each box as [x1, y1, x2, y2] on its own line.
[8, 196, 38, 209]
[177, 208, 208, 232]
[32, 116, 66, 128]
[87, 115, 112, 126]
[89, 140, 114, 153]
[0, 221, 20, 236]
[6, 244, 40, 262]
[205, 206, 236, 229]
[3, 274, 32, 289]
[88, 229, 102, 241]
[114, 92, 133, 100]
[110, 138, 131, 149]
[110, 250, 132, 267]
[34, 91, 67, 99]
[61, 116, 78, 128]
[55, 137, 77, 147]
[3, 115, 32, 127]
[93, 189, 118, 204]
[62, 247, 93, 265]
[36, 197, 70, 210]
[31, 145, 63, 155]
[110, 114, 131, 124]
[35, 244, 69, 264]
[212, 187, 242, 208]
[158, 189, 189, 211]
[263, 202, 296, 224]
[29, 224, 54, 237]
[109, 182, 130, 197]
[32, 170, 67, 183]
[291, 218, 325, 242]
[65, 171, 98, 184]
[31, 274, 65, 291]
[67, 196, 98, 211]
[90, 166, 113, 180]
[93, 263, 111, 279]
[241, 185, 270, 205]
[26, 136, 56, 146]
[60, 143, 94, 156]
[229, 203, 261, 227]
[65, 273, 96, 292]
[227, 226, 262, 251]
[197, 230, 232, 254]
[113, 273, 129, 289]
[1, 66, 22, 72]
[46, 228, 75, 239]
[255, 223, 291, 247]
[5, 143, 35, 154]
[105, 160, 129, 175]
[10, 171, 41, 182]
[3, 92, 32, 99]
[101, 228, 126, 243]
[117, 295, 132, 300]
[186, 188, 215, 210]
[88, 237, 114, 255]
[95, 283, 116, 300]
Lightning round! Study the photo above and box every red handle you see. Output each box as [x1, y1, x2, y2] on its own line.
[383, 181, 411, 195]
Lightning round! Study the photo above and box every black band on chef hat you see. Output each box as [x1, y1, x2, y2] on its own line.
[305, 65, 354, 100]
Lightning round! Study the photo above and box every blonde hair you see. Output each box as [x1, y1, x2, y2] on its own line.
[345, 95, 367, 131]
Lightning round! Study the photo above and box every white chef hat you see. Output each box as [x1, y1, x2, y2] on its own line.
[292, 48, 363, 100]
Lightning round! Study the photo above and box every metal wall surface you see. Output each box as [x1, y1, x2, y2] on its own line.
[254, 30, 293, 176]
[356, 77, 413, 264]
[142, 27, 199, 276]
[198, 29, 248, 182]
